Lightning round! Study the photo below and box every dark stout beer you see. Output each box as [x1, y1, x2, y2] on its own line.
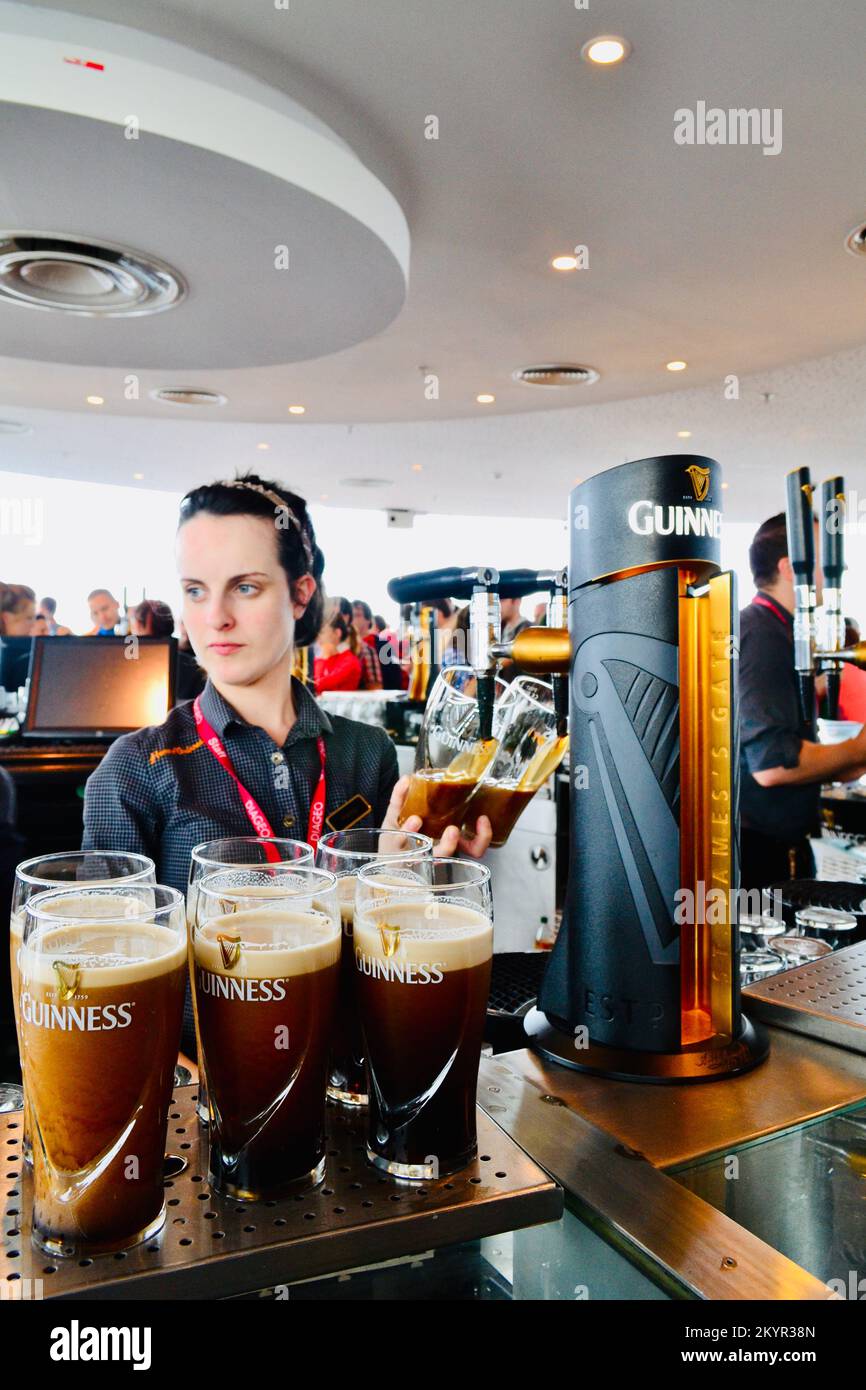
[398, 771, 478, 838]
[20, 919, 186, 1256]
[194, 907, 340, 1197]
[354, 901, 492, 1178]
[461, 782, 537, 847]
[329, 878, 366, 1104]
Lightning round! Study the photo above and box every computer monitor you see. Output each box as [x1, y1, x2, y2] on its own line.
[0, 637, 33, 694]
[22, 637, 176, 739]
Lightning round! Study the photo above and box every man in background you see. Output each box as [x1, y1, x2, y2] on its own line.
[37, 596, 71, 636]
[498, 596, 531, 683]
[84, 589, 120, 636]
[738, 513, 866, 888]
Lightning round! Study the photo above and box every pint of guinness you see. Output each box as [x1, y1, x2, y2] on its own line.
[316, 829, 433, 1107]
[187, 839, 315, 1125]
[11, 853, 157, 1167]
[193, 868, 340, 1197]
[354, 858, 493, 1180]
[19, 885, 186, 1257]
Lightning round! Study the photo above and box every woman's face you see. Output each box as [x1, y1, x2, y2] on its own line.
[177, 512, 314, 688]
[5, 600, 36, 636]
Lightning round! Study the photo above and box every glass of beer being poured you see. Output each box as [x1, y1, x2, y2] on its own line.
[316, 828, 433, 1108]
[19, 884, 186, 1258]
[354, 857, 493, 1181]
[192, 867, 341, 1199]
[10, 852, 156, 1166]
[397, 667, 507, 839]
[461, 676, 570, 848]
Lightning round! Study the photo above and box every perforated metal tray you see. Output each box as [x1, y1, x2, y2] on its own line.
[1, 1086, 561, 1300]
[744, 940, 866, 1055]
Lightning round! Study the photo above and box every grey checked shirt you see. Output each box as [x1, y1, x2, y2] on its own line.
[82, 679, 398, 1053]
[82, 678, 399, 895]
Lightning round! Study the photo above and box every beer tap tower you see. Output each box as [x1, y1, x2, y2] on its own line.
[787, 466, 859, 728]
[390, 455, 866, 1084]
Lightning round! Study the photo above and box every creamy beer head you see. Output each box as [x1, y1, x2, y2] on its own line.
[354, 900, 492, 973]
[21, 920, 187, 996]
[195, 907, 340, 977]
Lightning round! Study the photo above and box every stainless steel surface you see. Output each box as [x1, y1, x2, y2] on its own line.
[498, 1032, 866, 1168]
[744, 940, 866, 1055]
[477, 1056, 837, 1300]
[1, 1086, 561, 1300]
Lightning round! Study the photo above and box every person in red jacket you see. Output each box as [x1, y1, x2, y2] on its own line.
[314, 611, 363, 694]
[838, 618, 866, 724]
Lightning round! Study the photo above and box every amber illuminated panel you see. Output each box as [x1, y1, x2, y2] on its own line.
[678, 570, 712, 1045]
[707, 573, 734, 1038]
[678, 570, 735, 1047]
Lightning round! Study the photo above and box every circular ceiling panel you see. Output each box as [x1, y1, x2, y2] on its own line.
[0, 1, 409, 368]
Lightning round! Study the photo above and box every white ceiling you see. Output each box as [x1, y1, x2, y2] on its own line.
[2, 0, 866, 520]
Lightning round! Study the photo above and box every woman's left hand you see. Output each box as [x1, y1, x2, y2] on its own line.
[383, 776, 493, 859]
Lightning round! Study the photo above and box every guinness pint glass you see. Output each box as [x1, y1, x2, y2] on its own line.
[187, 838, 314, 1123]
[354, 858, 493, 1180]
[193, 868, 340, 1198]
[10, 852, 156, 1165]
[316, 829, 432, 1107]
[20, 885, 186, 1257]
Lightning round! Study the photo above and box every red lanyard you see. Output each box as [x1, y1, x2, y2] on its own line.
[752, 594, 791, 632]
[193, 697, 327, 854]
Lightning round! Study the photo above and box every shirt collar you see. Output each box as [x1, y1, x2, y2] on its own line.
[199, 676, 332, 745]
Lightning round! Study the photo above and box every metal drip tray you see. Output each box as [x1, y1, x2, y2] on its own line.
[744, 940, 866, 1054]
[1, 1086, 561, 1301]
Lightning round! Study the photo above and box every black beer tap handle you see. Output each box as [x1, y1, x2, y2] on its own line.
[785, 467, 816, 736]
[786, 467, 815, 583]
[820, 476, 846, 720]
[820, 476, 846, 587]
[495, 569, 563, 598]
[387, 567, 498, 604]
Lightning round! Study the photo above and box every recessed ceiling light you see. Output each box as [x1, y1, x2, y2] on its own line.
[0, 233, 186, 317]
[132, 472, 144, 480]
[722, 482, 729, 490]
[288, 404, 306, 415]
[476, 393, 495, 404]
[551, 255, 578, 271]
[412, 464, 423, 472]
[151, 388, 227, 407]
[581, 36, 631, 66]
[666, 360, 687, 372]
[86, 394, 104, 405]
[677, 430, 692, 439]
[257, 442, 270, 450]
[515, 364, 600, 388]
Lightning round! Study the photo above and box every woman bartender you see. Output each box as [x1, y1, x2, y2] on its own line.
[83, 472, 491, 895]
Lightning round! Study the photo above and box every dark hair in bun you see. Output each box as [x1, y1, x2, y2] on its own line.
[178, 473, 325, 647]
